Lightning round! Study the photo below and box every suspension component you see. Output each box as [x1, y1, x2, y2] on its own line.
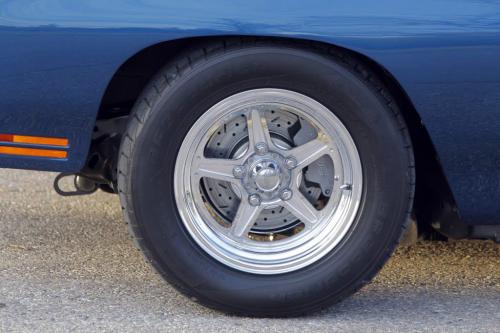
[53, 173, 98, 196]
[53, 117, 126, 196]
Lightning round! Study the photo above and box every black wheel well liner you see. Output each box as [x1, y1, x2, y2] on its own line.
[96, 35, 462, 235]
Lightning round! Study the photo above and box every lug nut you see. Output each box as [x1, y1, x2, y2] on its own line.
[280, 189, 293, 201]
[255, 142, 268, 155]
[248, 194, 261, 206]
[233, 166, 245, 178]
[284, 157, 297, 169]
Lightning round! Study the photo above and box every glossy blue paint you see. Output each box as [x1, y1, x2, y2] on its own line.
[0, 0, 499, 225]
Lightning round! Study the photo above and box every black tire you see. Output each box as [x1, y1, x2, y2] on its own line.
[118, 39, 415, 317]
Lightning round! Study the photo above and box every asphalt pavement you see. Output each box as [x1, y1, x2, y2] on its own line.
[0, 169, 499, 332]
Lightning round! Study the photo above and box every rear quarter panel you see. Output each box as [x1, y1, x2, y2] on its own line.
[0, 0, 499, 224]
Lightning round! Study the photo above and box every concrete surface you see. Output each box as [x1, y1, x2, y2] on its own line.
[0, 169, 499, 332]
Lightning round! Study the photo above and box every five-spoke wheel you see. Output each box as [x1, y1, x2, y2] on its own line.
[174, 89, 362, 274]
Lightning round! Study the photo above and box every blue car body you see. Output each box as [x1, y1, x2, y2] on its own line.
[0, 0, 499, 226]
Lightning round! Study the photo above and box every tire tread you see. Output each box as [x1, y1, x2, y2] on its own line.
[117, 38, 416, 317]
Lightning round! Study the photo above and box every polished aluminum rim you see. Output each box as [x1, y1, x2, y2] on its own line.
[174, 89, 362, 274]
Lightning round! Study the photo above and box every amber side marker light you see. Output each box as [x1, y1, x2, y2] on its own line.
[0, 146, 67, 159]
[0, 134, 69, 159]
[0, 134, 68, 147]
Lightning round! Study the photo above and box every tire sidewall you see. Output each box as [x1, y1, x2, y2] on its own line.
[123, 45, 412, 314]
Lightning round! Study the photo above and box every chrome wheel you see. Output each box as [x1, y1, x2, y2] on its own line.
[174, 88, 362, 274]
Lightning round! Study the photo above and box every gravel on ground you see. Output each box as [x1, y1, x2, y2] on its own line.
[0, 170, 498, 332]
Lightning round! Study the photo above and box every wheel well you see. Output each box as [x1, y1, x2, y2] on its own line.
[95, 36, 463, 237]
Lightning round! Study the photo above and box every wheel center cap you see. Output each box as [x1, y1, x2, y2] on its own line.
[252, 161, 281, 192]
[241, 153, 291, 200]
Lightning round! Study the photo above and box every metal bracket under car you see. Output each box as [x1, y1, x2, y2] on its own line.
[53, 116, 127, 196]
[53, 172, 112, 196]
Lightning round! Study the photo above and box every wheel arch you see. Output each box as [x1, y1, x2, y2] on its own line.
[93, 35, 462, 237]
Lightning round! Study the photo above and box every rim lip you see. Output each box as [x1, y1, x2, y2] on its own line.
[174, 88, 363, 274]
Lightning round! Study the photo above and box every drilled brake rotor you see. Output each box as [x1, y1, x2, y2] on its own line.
[202, 109, 327, 234]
